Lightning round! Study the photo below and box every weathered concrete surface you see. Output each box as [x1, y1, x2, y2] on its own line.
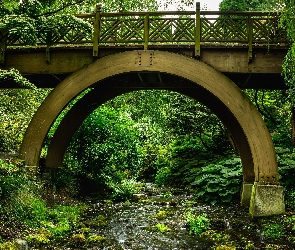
[241, 182, 254, 207]
[250, 182, 285, 217]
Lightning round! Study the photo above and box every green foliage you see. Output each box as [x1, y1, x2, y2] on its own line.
[150, 223, 171, 233]
[26, 233, 50, 247]
[87, 235, 106, 244]
[0, 88, 50, 152]
[262, 223, 284, 239]
[65, 106, 141, 184]
[0, 69, 36, 89]
[185, 211, 210, 235]
[200, 230, 231, 245]
[0, 242, 16, 250]
[0, 159, 26, 199]
[69, 233, 86, 246]
[153, 210, 170, 220]
[277, 148, 295, 189]
[219, 0, 283, 11]
[0, 160, 86, 242]
[108, 179, 139, 201]
[155, 134, 232, 187]
[282, 44, 295, 97]
[191, 157, 242, 204]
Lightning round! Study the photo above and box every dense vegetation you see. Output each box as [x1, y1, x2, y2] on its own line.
[1, 0, 295, 248]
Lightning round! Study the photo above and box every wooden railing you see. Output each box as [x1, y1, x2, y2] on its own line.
[0, 2, 288, 63]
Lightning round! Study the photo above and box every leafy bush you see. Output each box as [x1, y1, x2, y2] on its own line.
[108, 178, 139, 201]
[155, 134, 234, 187]
[185, 211, 210, 235]
[0, 159, 27, 199]
[262, 223, 284, 239]
[190, 157, 242, 204]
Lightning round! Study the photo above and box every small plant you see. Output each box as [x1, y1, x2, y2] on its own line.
[69, 234, 86, 246]
[109, 179, 139, 201]
[201, 230, 232, 246]
[245, 242, 255, 249]
[262, 223, 284, 239]
[84, 215, 108, 229]
[96, 215, 108, 227]
[154, 210, 168, 220]
[216, 246, 236, 250]
[0, 242, 16, 250]
[149, 223, 171, 233]
[185, 211, 210, 235]
[87, 235, 106, 244]
[163, 191, 173, 198]
[26, 234, 50, 247]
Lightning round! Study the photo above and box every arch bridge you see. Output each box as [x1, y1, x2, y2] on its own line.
[0, 3, 288, 216]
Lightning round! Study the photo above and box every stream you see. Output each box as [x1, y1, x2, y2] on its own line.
[38, 183, 294, 249]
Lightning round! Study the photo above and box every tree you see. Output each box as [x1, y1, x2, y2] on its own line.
[219, 0, 284, 11]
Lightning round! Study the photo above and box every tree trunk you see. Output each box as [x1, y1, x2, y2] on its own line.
[291, 106, 295, 147]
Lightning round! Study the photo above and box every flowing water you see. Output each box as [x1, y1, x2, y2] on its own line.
[42, 183, 294, 249]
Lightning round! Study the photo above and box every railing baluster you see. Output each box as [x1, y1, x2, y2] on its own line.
[93, 4, 102, 57]
[195, 2, 201, 59]
[247, 14, 253, 63]
[144, 14, 149, 50]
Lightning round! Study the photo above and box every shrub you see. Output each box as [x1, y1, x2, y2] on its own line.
[262, 223, 284, 239]
[185, 211, 210, 235]
[190, 157, 242, 204]
[0, 159, 27, 200]
[108, 178, 139, 201]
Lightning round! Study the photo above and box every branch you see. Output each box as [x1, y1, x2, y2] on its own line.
[31, 0, 88, 18]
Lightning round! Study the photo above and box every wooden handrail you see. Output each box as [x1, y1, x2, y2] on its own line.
[1, 2, 287, 64]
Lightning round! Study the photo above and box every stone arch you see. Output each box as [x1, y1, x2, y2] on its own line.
[19, 50, 284, 216]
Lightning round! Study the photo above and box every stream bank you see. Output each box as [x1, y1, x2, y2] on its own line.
[24, 183, 295, 250]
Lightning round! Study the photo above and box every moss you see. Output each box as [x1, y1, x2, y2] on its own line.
[38, 228, 52, 239]
[87, 235, 106, 244]
[0, 242, 17, 250]
[26, 233, 50, 247]
[69, 233, 86, 246]
[245, 243, 255, 250]
[78, 227, 91, 235]
[154, 210, 168, 220]
[148, 223, 171, 233]
[201, 230, 231, 245]
[216, 246, 236, 250]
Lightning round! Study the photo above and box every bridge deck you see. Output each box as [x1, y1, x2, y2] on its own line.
[1, 44, 288, 89]
[0, 6, 289, 89]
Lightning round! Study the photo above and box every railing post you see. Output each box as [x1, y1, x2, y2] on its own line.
[144, 14, 149, 50]
[247, 14, 253, 63]
[93, 4, 102, 58]
[194, 2, 201, 59]
[0, 29, 7, 65]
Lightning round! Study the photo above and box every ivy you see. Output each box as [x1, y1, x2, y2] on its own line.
[0, 69, 36, 89]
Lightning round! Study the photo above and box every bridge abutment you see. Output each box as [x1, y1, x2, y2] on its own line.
[241, 182, 285, 216]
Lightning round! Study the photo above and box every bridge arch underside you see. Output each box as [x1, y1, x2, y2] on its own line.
[19, 50, 284, 216]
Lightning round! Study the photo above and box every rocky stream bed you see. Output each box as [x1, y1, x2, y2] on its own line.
[20, 183, 295, 249]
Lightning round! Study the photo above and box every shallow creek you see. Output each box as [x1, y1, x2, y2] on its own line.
[49, 183, 293, 249]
